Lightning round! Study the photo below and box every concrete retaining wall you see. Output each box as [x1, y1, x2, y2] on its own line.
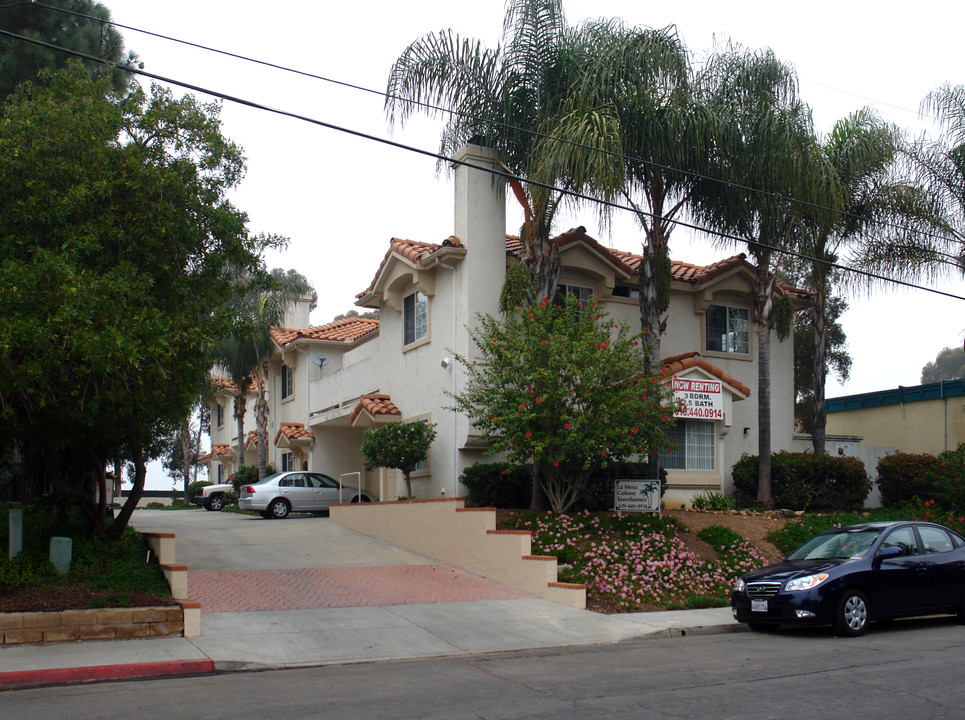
[330, 498, 586, 609]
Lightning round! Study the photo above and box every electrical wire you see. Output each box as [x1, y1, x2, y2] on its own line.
[0, 25, 963, 303]
[2, 0, 959, 256]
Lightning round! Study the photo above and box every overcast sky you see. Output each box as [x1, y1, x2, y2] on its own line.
[88, 1, 963, 486]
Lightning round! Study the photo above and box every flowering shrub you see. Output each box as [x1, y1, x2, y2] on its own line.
[501, 511, 767, 612]
[877, 444, 965, 512]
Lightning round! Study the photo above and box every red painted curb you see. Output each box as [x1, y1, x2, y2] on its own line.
[0, 659, 215, 691]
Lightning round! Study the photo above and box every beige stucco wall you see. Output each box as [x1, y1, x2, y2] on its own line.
[827, 396, 965, 456]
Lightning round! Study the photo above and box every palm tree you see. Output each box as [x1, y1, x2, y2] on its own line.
[551, 20, 712, 372]
[691, 45, 834, 504]
[386, 0, 600, 302]
[798, 109, 942, 454]
[215, 268, 315, 479]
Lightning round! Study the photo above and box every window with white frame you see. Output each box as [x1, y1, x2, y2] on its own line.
[403, 290, 428, 346]
[554, 283, 594, 306]
[215, 403, 224, 428]
[281, 451, 293, 472]
[659, 420, 716, 470]
[706, 304, 750, 354]
[281, 364, 293, 400]
[217, 464, 224, 483]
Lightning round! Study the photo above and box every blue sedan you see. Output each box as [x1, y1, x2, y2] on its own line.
[731, 521, 965, 636]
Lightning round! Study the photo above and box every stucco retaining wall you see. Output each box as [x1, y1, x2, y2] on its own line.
[330, 498, 586, 609]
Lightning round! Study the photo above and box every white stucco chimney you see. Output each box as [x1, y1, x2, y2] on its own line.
[451, 143, 506, 313]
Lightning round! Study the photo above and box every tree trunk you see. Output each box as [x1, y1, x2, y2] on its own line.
[753, 256, 775, 506]
[255, 389, 270, 481]
[180, 417, 192, 503]
[108, 446, 146, 538]
[234, 392, 246, 470]
[811, 281, 828, 455]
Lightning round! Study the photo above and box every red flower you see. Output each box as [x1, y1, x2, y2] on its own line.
[564, 423, 571, 429]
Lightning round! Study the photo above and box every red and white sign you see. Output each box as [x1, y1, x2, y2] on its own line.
[672, 376, 723, 420]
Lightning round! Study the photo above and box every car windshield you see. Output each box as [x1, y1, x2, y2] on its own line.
[786, 528, 882, 561]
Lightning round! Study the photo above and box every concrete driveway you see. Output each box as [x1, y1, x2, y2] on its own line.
[130, 508, 532, 613]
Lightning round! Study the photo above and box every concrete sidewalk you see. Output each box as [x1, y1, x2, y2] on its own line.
[0, 601, 741, 690]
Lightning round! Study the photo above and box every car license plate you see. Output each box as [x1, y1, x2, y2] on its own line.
[751, 599, 768, 613]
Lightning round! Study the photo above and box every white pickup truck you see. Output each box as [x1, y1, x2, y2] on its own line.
[192, 483, 233, 511]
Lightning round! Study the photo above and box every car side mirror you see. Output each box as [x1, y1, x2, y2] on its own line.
[878, 546, 902, 560]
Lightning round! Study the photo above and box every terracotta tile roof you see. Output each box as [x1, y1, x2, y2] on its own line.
[270, 317, 379, 347]
[244, 431, 259, 449]
[358, 236, 466, 298]
[359, 228, 811, 300]
[197, 444, 232, 462]
[274, 422, 315, 445]
[662, 351, 751, 397]
[349, 393, 402, 425]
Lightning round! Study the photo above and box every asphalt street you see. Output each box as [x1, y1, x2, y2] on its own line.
[4, 616, 964, 719]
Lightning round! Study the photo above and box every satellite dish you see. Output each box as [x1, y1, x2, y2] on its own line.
[312, 353, 329, 367]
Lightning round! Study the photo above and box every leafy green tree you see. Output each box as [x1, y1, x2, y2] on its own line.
[214, 267, 314, 480]
[692, 45, 832, 504]
[792, 293, 851, 433]
[451, 295, 675, 513]
[360, 422, 438, 499]
[0, 65, 267, 535]
[921, 346, 965, 383]
[0, 0, 138, 99]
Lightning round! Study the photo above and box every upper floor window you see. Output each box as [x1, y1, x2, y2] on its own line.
[281, 364, 293, 400]
[659, 419, 715, 471]
[215, 403, 224, 428]
[706, 304, 749, 354]
[403, 290, 428, 346]
[554, 283, 593, 306]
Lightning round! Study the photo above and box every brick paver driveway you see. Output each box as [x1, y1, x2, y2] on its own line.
[131, 509, 531, 612]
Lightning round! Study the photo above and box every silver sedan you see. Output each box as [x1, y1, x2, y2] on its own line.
[239, 471, 373, 519]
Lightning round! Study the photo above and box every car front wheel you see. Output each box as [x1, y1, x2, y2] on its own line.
[206, 495, 225, 512]
[834, 590, 870, 637]
[267, 498, 291, 519]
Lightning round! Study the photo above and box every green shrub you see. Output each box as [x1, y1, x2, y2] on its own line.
[732, 452, 870, 511]
[230, 464, 275, 492]
[697, 524, 745, 548]
[691, 490, 736, 512]
[460, 463, 532, 508]
[877, 444, 965, 512]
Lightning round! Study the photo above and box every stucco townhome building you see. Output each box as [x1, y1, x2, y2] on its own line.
[201, 143, 810, 508]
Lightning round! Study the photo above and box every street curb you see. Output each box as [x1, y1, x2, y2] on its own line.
[0, 658, 215, 691]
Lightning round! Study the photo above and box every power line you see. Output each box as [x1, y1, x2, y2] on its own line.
[4, 0, 959, 257]
[1, 25, 963, 303]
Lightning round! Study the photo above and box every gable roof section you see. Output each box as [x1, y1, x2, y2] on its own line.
[357, 236, 467, 300]
[197, 443, 233, 462]
[349, 393, 402, 427]
[662, 351, 751, 398]
[271, 317, 379, 348]
[274, 421, 315, 446]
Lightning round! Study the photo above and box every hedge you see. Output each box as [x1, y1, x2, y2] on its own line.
[732, 451, 870, 511]
[877, 444, 965, 511]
